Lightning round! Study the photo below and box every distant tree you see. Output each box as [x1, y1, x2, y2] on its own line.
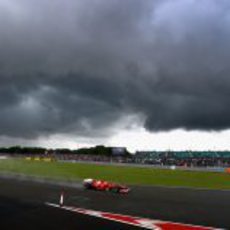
[55, 148, 72, 154]
[0, 145, 131, 156]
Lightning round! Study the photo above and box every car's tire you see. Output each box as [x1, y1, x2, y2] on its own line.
[110, 187, 119, 193]
[84, 184, 92, 190]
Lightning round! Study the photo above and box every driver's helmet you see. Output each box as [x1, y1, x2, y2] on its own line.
[83, 178, 93, 185]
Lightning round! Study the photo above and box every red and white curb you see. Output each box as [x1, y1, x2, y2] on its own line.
[46, 202, 222, 230]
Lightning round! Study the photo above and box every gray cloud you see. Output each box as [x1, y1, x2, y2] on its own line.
[0, 0, 230, 139]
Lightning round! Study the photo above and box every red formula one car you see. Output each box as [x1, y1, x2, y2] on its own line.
[83, 178, 130, 194]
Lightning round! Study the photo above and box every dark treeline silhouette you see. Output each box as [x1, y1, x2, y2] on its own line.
[0, 146, 46, 155]
[0, 145, 131, 156]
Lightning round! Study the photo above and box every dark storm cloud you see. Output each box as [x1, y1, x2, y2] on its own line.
[0, 0, 230, 138]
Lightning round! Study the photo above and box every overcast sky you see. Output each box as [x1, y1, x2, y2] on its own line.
[1, 0, 230, 151]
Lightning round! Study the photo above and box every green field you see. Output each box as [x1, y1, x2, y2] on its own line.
[0, 159, 229, 190]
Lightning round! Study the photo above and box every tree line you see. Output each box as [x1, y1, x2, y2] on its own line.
[0, 145, 131, 156]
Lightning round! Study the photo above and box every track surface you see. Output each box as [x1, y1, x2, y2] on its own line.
[0, 177, 229, 229]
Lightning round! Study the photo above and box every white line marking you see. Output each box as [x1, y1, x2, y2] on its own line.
[45, 202, 223, 230]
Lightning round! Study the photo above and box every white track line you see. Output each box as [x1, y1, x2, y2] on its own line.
[45, 202, 223, 230]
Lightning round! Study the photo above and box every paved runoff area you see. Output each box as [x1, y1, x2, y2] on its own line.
[0, 177, 229, 229]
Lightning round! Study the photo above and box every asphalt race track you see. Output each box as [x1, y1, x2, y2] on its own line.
[0, 177, 229, 229]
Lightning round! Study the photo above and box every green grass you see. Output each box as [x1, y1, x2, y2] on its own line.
[0, 159, 229, 190]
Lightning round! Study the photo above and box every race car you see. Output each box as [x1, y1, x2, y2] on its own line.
[83, 178, 130, 194]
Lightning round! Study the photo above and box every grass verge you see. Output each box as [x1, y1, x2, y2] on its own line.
[0, 159, 229, 190]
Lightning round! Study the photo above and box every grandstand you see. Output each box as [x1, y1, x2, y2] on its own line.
[134, 151, 230, 167]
